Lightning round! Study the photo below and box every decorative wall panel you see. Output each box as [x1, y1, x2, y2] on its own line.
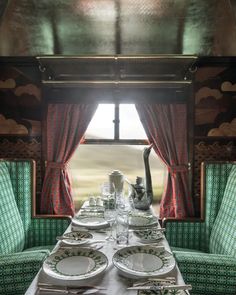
[195, 67, 236, 137]
[193, 140, 236, 214]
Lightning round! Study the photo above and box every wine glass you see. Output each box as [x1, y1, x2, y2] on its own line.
[101, 182, 111, 198]
[104, 195, 116, 241]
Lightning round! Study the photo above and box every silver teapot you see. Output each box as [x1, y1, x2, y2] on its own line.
[128, 145, 154, 210]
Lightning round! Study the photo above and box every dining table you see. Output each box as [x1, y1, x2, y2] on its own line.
[25, 202, 191, 295]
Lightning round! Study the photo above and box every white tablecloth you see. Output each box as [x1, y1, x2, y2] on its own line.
[25, 210, 186, 295]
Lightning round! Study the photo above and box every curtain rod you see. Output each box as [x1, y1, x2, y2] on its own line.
[37, 55, 197, 60]
[42, 80, 192, 87]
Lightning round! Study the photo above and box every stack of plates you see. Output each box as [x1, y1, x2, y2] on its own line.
[72, 213, 109, 229]
[128, 213, 158, 228]
[112, 245, 175, 279]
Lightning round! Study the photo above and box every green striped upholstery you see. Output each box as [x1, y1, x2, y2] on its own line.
[174, 251, 236, 295]
[0, 159, 70, 295]
[25, 217, 70, 248]
[209, 166, 236, 257]
[5, 160, 69, 249]
[24, 245, 54, 252]
[0, 162, 25, 254]
[165, 221, 205, 251]
[165, 162, 236, 295]
[5, 161, 32, 245]
[203, 163, 233, 251]
[166, 163, 233, 253]
[0, 251, 49, 295]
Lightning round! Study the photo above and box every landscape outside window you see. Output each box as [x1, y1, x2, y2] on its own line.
[69, 104, 167, 213]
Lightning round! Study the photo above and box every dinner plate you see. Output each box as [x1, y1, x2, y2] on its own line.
[133, 229, 164, 243]
[128, 213, 158, 228]
[112, 246, 175, 279]
[138, 288, 188, 295]
[43, 247, 108, 280]
[61, 231, 93, 245]
[72, 215, 109, 229]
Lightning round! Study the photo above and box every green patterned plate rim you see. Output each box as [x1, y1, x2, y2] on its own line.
[43, 247, 108, 280]
[134, 229, 163, 243]
[138, 288, 188, 295]
[128, 214, 158, 228]
[62, 231, 93, 245]
[112, 246, 175, 278]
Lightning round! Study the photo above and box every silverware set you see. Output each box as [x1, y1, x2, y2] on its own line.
[57, 236, 104, 244]
[37, 283, 106, 295]
[129, 228, 165, 233]
[127, 284, 192, 291]
[127, 277, 192, 293]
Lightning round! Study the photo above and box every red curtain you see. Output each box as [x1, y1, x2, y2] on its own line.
[136, 103, 195, 218]
[40, 103, 97, 216]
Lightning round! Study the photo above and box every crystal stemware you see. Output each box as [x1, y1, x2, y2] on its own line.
[104, 196, 116, 241]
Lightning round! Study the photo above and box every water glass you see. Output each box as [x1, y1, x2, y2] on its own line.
[101, 182, 115, 209]
[116, 211, 129, 246]
[104, 197, 117, 241]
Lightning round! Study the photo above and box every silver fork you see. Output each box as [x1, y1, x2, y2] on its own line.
[38, 283, 106, 294]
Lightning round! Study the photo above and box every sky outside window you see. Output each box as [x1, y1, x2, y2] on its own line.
[85, 104, 114, 139]
[84, 103, 147, 139]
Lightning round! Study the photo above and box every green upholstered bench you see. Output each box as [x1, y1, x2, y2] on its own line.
[0, 159, 70, 295]
[164, 162, 236, 295]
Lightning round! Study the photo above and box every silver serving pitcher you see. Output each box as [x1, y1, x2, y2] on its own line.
[128, 145, 154, 210]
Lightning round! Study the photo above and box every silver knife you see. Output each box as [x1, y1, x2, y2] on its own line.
[38, 283, 106, 290]
[38, 284, 106, 294]
[130, 228, 165, 232]
[127, 284, 192, 291]
[133, 277, 176, 287]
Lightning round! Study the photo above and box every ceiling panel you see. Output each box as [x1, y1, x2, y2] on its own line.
[0, 0, 236, 56]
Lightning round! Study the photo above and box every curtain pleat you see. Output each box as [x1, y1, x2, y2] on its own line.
[40, 103, 97, 215]
[136, 103, 195, 218]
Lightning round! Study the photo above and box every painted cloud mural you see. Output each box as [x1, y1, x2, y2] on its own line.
[0, 115, 28, 134]
[14, 84, 41, 101]
[221, 81, 236, 92]
[208, 118, 236, 136]
[0, 78, 16, 89]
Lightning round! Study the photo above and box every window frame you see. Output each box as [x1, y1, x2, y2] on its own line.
[83, 103, 149, 146]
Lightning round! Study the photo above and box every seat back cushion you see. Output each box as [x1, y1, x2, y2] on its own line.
[6, 160, 33, 239]
[203, 163, 233, 251]
[0, 162, 25, 254]
[209, 165, 236, 257]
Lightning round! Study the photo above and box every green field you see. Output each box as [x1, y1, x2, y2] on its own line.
[69, 145, 167, 210]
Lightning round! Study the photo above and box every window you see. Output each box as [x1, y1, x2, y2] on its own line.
[69, 104, 167, 213]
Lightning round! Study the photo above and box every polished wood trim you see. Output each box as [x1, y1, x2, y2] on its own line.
[187, 82, 194, 206]
[162, 217, 204, 227]
[33, 214, 71, 219]
[41, 81, 192, 88]
[37, 55, 197, 60]
[200, 162, 206, 221]
[83, 139, 149, 145]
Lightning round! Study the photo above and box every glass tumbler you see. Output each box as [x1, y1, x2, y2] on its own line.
[116, 210, 129, 246]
